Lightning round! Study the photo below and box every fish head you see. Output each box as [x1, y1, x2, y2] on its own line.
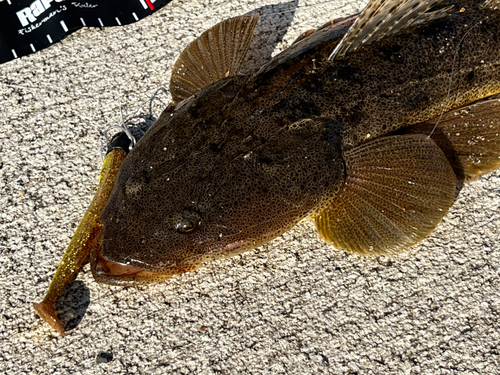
[91, 80, 344, 285]
[92, 155, 279, 285]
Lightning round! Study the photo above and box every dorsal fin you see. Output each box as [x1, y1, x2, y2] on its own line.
[482, 0, 500, 9]
[292, 15, 359, 45]
[169, 14, 259, 103]
[329, 0, 444, 59]
[409, 5, 454, 27]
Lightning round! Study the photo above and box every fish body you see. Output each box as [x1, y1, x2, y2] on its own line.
[96, 0, 500, 283]
[34, 0, 500, 334]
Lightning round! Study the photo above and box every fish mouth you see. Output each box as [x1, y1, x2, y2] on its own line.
[91, 246, 169, 285]
[91, 248, 201, 286]
[92, 251, 153, 286]
[91, 237, 250, 286]
[95, 252, 144, 276]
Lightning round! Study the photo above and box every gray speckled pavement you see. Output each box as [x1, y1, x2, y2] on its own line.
[1, 0, 499, 374]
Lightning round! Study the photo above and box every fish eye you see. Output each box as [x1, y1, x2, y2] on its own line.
[176, 212, 201, 233]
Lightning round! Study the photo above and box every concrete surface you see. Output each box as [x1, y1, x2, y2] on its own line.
[1, 0, 499, 374]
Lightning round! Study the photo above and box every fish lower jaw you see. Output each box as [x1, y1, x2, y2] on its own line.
[95, 253, 144, 276]
[91, 252, 201, 286]
[91, 254, 150, 286]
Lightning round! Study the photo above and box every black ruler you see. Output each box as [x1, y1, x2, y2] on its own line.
[0, 0, 173, 64]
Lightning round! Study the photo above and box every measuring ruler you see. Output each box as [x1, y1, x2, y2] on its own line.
[0, 0, 173, 64]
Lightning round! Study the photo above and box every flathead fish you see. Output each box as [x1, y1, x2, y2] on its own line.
[34, 0, 500, 335]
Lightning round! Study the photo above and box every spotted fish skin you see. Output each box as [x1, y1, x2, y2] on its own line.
[235, 0, 500, 150]
[91, 1, 500, 285]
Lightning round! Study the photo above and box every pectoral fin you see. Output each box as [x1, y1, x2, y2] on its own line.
[403, 98, 500, 182]
[315, 134, 457, 255]
[169, 14, 259, 103]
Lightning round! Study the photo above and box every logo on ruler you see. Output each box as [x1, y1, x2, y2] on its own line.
[0, 0, 173, 64]
[16, 0, 64, 27]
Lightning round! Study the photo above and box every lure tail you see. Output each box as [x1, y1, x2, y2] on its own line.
[33, 149, 126, 335]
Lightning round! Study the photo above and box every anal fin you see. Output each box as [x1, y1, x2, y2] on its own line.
[315, 134, 457, 255]
[403, 98, 500, 182]
[169, 14, 259, 103]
